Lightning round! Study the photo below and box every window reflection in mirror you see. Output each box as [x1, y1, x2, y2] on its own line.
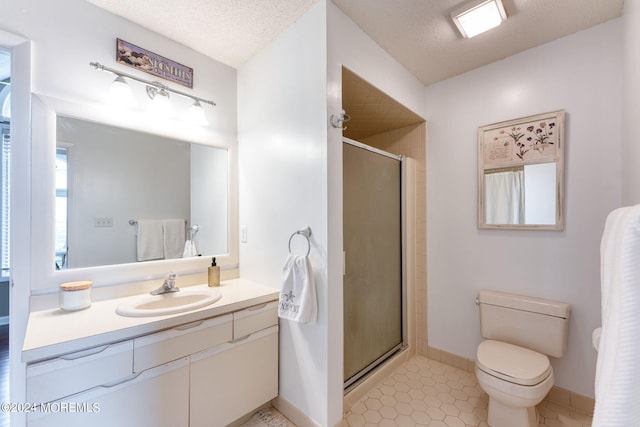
[55, 147, 68, 269]
[55, 116, 229, 269]
[478, 110, 564, 230]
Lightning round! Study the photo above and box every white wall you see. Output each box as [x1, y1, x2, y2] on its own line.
[622, 1, 640, 205]
[426, 20, 622, 398]
[239, 2, 427, 425]
[238, 3, 330, 425]
[326, 3, 427, 425]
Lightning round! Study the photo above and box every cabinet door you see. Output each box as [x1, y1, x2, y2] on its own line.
[190, 326, 278, 427]
[28, 357, 190, 427]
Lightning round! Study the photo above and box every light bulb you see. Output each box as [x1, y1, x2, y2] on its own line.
[186, 100, 208, 126]
[107, 75, 136, 108]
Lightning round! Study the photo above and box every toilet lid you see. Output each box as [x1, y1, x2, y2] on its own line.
[477, 340, 552, 386]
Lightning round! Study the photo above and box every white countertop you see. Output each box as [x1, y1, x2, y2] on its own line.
[22, 278, 279, 363]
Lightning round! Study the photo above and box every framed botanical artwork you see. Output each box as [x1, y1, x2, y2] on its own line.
[478, 110, 565, 230]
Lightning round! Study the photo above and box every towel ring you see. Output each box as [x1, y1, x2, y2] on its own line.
[288, 226, 312, 257]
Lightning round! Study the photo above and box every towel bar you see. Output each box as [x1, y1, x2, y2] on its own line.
[288, 226, 312, 257]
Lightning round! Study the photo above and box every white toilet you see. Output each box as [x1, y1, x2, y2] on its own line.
[475, 289, 571, 427]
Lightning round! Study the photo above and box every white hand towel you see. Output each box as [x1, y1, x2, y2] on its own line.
[163, 219, 186, 260]
[136, 219, 164, 261]
[593, 204, 640, 426]
[278, 254, 317, 324]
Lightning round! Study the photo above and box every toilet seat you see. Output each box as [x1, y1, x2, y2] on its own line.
[477, 340, 551, 386]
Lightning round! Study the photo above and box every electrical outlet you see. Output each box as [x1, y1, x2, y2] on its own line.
[94, 217, 113, 227]
[241, 225, 248, 243]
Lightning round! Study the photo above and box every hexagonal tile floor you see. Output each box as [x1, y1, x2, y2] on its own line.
[340, 355, 593, 427]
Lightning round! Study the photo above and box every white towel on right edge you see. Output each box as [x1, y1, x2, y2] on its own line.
[593, 204, 640, 426]
[278, 254, 317, 324]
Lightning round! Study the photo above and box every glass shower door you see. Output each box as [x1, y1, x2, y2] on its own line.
[343, 140, 403, 388]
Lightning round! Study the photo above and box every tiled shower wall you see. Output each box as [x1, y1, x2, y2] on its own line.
[361, 122, 428, 355]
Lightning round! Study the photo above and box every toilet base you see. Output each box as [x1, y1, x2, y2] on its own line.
[487, 396, 537, 427]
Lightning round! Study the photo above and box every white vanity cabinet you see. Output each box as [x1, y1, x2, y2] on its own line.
[24, 298, 279, 427]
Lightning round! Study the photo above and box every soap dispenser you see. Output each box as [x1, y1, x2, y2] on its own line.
[208, 257, 220, 287]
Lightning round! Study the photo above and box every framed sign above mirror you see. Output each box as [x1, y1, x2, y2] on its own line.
[478, 110, 565, 230]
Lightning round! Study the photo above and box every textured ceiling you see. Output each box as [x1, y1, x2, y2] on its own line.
[333, 0, 623, 86]
[86, 0, 623, 86]
[86, 0, 320, 68]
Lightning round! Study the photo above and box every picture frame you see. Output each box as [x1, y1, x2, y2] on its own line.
[478, 110, 565, 230]
[116, 38, 194, 88]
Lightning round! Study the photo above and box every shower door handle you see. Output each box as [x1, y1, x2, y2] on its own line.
[343, 251, 346, 276]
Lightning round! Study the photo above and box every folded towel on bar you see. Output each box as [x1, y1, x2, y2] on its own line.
[163, 219, 186, 260]
[136, 219, 164, 261]
[278, 254, 317, 324]
[592, 204, 640, 426]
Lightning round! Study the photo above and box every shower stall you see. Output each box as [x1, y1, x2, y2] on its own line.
[343, 138, 407, 389]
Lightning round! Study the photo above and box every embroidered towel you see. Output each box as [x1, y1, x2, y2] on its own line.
[136, 219, 164, 261]
[163, 219, 186, 260]
[593, 204, 640, 426]
[278, 254, 317, 324]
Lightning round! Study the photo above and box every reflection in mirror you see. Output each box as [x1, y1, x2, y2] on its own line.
[478, 110, 564, 230]
[55, 116, 228, 269]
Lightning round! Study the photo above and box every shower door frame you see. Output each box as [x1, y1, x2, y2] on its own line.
[342, 137, 409, 391]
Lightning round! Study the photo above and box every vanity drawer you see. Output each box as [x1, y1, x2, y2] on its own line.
[134, 314, 232, 372]
[26, 340, 134, 403]
[233, 300, 278, 339]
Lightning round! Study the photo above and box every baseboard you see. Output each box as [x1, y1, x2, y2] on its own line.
[426, 345, 595, 416]
[272, 395, 321, 427]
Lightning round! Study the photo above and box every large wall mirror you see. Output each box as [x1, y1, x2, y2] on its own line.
[478, 110, 565, 230]
[31, 94, 238, 291]
[55, 116, 228, 269]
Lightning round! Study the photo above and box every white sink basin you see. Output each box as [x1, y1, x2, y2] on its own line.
[116, 288, 222, 317]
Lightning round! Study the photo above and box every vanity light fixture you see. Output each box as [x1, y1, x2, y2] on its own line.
[451, 0, 506, 39]
[90, 61, 215, 123]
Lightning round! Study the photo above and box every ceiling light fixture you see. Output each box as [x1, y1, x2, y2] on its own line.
[451, 0, 506, 39]
[90, 61, 215, 121]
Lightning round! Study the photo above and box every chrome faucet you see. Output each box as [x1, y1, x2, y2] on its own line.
[150, 272, 180, 295]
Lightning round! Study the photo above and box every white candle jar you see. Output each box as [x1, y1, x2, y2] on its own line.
[59, 281, 92, 311]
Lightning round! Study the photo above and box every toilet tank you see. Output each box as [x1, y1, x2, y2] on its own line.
[478, 289, 571, 358]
